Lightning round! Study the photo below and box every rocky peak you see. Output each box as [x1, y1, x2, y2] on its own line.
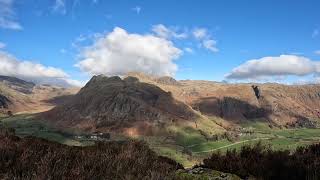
[155, 76, 181, 86]
[42, 75, 197, 133]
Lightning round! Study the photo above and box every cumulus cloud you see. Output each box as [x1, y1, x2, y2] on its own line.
[0, 0, 22, 30]
[52, 0, 66, 15]
[315, 50, 320, 55]
[152, 24, 187, 39]
[76, 27, 182, 77]
[0, 51, 82, 87]
[225, 55, 320, 79]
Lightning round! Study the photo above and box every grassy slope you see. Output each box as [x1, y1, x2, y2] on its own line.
[0, 114, 93, 146]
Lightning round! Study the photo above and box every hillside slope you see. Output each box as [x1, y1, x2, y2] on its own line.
[0, 75, 78, 114]
[127, 73, 320, 127]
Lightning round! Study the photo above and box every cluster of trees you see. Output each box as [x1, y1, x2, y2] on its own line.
[200, 143, 320, 180]
[0, 132, 182, 180]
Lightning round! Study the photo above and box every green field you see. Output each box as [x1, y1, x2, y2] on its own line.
[146, 120, 320, 166]
[184, 121, 320, 155]
[0, 114, 94, 146]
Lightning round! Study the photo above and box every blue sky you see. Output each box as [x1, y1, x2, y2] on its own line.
[0, 0, 320, 86]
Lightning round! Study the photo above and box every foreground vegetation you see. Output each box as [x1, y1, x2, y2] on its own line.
[0, 132, 182, 179]
[200, 143, 320, 180]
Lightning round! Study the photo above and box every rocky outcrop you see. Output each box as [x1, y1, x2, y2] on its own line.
[42, 75, 197, 133]
[0, 94, 11, 109]
[155, 76, 181, 86]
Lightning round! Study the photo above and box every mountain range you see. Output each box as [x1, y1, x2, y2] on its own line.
[1, 73, 320, 133]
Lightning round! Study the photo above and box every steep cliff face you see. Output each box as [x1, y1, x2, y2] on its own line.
[42, 75, 197, 133]
[254, 84, 320, 126]
[190, 84, 320, 126]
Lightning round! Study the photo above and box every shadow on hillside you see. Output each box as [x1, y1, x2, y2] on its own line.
[0, 94, 11, 108]
[192, 97, 272, 122]
[42, 95, 75, 106]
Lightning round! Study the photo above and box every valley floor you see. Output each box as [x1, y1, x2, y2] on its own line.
[1, 114, 320, 168]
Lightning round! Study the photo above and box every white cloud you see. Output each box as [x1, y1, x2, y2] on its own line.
[0, 0, 22, 30]
[203, 39, 218, 52]
[225, 55, 320, 79]
[312, 29, 319, 38]
[315, 50, 320, 55]
[0, 42, 5, 48]
[192, 27, 219, 53]
[0, 51, 82, 87]
[193, 28, 208, 39]
[152, 25, 219, 53]
[52, 0, 66, 15]
[76, 27, 182, 77]
[132, 6, 141, 14]
[184, 47, 193, 53]
[152, 24, 187, 39]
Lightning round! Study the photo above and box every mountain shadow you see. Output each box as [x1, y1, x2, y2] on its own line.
[192, 96, 271, 122]
[42, 94, 75, 106]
